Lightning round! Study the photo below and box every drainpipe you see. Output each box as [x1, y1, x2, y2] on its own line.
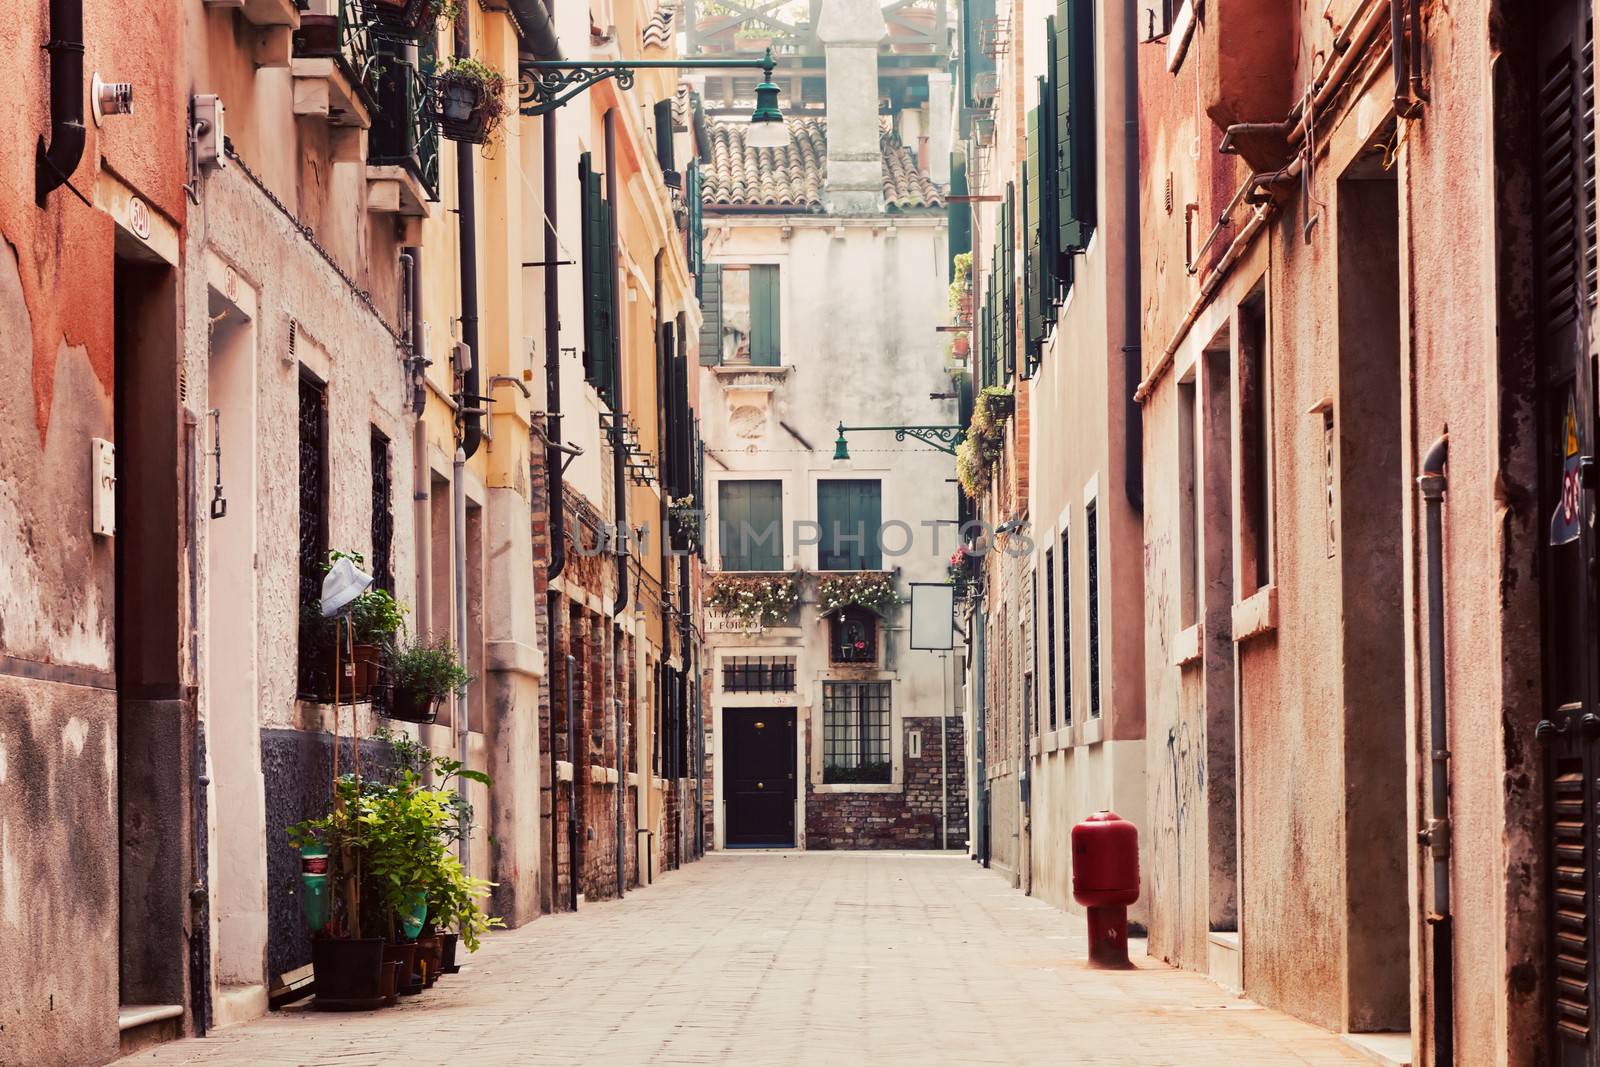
[454, 448, 470, 874]
[1417, 433, 1452, 1067]
[1121, 0, 1143, 512]
[566, 648, 579, 909]
[455, 28, 483, 461]
[604, 108, 630, 898]
[974, 598, 988, 867]
[35, 0, 86, 206]
[406, 249, 431, 641]
[543, 109, 566, 584]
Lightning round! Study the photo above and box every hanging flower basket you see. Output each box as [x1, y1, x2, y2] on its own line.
[979, 386, 1015, 420]
[432, 58, 509, 145]
[668, 496, 702, 551]
[707, 573, 801, 628]
[817, 571, 900, 616]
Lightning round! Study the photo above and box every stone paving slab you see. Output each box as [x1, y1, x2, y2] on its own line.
[120, 851, 1377, 1066]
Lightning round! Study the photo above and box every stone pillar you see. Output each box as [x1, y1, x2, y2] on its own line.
[927, 72, 953, 186]
[817, 0, 887, 213]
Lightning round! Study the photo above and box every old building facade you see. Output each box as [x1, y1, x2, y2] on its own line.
[697, 0, 968, 852]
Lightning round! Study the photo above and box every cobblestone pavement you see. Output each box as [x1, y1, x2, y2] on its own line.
[122, 852, 1376, 1066]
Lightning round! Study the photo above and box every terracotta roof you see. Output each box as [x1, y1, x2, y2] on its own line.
[702, 118, 944, 212]
[642, 3, 675, 50]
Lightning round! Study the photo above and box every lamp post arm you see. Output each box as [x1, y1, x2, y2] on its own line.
[519, 52, 777, 116]
[838, 424, 967, 456]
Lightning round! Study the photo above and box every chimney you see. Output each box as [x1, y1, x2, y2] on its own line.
[817, 0, 887, 213]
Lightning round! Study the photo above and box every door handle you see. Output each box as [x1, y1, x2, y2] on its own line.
[1537, 718, 1571, 743]
[1582, 712, 1600, 740]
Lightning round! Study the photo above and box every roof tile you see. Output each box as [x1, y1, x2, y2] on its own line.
[701, 118, 943, 212]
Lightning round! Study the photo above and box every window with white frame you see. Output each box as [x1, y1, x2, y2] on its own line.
[822, 681, 892, 784]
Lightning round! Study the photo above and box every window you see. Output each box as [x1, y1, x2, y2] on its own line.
[717, 265, 780, 366]
[830, 608, 878, 664]
[718, 479, 783, 570]
[1086, 499, 1101, 718]
[296, 374, 328, 697]
[1055, 0, 1097, 251]
[370, 428, 393, 593]
[817, 479, 883, 570]
[580, 152, 616, 404]
[722, 655, 797, 692]
[1044, 546, 1058, 729]
[1061, 526, 1073, 725]
[1178, 378, 1198, 628]
[1238, 289, 1273, 595]
[822, 681, 892, 784]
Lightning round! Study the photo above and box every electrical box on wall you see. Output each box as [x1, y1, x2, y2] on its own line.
[91, 438, 116, 537]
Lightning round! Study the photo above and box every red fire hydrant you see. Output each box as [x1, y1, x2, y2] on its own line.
[1071, 810, 1140, 968]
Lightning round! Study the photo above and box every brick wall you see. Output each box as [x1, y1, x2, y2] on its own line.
[805, 715, 970, 849]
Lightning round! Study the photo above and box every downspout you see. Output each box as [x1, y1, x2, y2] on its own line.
[1417, 433, 1452, 1067]
[975, 598, 988, 867]
[543, 110, 566, 585]
[566, 648, 579, 909]
[453, 447, 470, 873]
[1121, 0, 1143, 511]
[455, 26, 483, 461]
[406, 249, 431, 641]
[35, 0, 86, 206]
[604, 108, 628, 900]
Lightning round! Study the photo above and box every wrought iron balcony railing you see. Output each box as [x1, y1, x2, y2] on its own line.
[369, 48, 441, 201]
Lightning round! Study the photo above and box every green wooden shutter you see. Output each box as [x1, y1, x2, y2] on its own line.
[1003, 182, 1016, 381]
[720, 480, 783, 571]
[580, 153, 615, 406]
[1025, 106, 1045, 364]
[1037, 59, 1061, 315]
[819, 480, 882, 570]
[699, 263, 723, 365]
[750, 264, 781, 366]
[1056, 0, 1097, 254]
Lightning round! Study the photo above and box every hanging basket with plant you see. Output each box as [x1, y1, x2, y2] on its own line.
[957, 399, 1007, 501]
[978, 385, 1015, 420]
[432, 56, 509, 145]
[707, 572, 801, 628]
[301, 550, 406, 702]
[817, 571, 900, 616]
[383, 635, 472, 725]
[668, 495, 702, 551]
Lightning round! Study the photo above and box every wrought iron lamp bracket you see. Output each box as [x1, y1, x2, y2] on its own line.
[839, 424, 967, 456]
[518, 53, 777, 117]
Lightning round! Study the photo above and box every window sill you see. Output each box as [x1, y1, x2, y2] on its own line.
[1232, 585, 1278, 644]
[813, 782, 901, 794]
[1173, 623, 1203, 668]
[711, 364, 792, 390]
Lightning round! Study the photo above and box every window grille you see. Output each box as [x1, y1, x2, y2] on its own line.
[822, 681, 891, 784]
[297, 376, 329, 698]
[370, 428, 393, 592]
[1044, 547, 1057, 729]
[722, 655, 797, 693]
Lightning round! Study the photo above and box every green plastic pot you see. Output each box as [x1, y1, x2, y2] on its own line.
[298, 843, 331, 932]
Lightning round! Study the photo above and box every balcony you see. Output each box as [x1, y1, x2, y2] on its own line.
[368, 51, 440, 218]
[291, 0, 379, 129]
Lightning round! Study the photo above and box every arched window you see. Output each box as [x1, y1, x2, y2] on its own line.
[830, 607, 878, 664]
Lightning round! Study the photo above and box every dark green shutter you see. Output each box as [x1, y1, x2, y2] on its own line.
[1056, 0, 1096, 254]
[1003, 182, 1016, 381]
[699, 263, 723, 364]
[750, 264, 781, 366]
[719, 480, 783, 571]
[580, 153, 615, 406]
[961, 0, 996, 111]
[819, 480, 882, 571]
[688, 162, 704, 287]
[1025, 106, 1045, 364]
[1037, 59, 1061, 314]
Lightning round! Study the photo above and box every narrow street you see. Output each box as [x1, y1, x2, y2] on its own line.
[121, 854, 1370, 1066]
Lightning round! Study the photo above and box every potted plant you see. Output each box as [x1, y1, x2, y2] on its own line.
[668, 495, 701, 551]
[288, 777, 388, 1010]
[383, 635, 471, 724]
[817, 571, 900, 616]
[433, 56, 509, 145]
[305, 550, 405, 702]
[706, 572, 802, 628]
[979, 385, 1015, 419]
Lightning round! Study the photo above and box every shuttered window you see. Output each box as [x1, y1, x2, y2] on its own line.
[1055, 0, 1096, 253]
[699, 262, 722, 365]
[579, 153, 616, 405]
[948, 153, 972, 283]
[1038, 39, 1062, 309]
[1003, 182, 1017, 381]
[817, 479, 883, 571]
[718, 479, 783, 571]
[750, 265, 781, 365]
[1024, 106, 1046, 366]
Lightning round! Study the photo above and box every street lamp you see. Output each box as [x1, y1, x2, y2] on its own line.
[519, 49, 790, 145]
[833, 421, 966, 459]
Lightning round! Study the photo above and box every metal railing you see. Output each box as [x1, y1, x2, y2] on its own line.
[369, 47, 441, 200]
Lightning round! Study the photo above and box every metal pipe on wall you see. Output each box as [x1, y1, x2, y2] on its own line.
[455, 25, 483, 461]
[1121, 0, 1142, 512]
[453, 448, 470, 873]
[1417, 433, 1452, 1067]
[566, 650, 578, 910]
[35, 0, 85, 205]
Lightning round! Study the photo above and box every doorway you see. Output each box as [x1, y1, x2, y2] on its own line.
[1336, 148, 1411, 1033]
[722, 708, 796, 847]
